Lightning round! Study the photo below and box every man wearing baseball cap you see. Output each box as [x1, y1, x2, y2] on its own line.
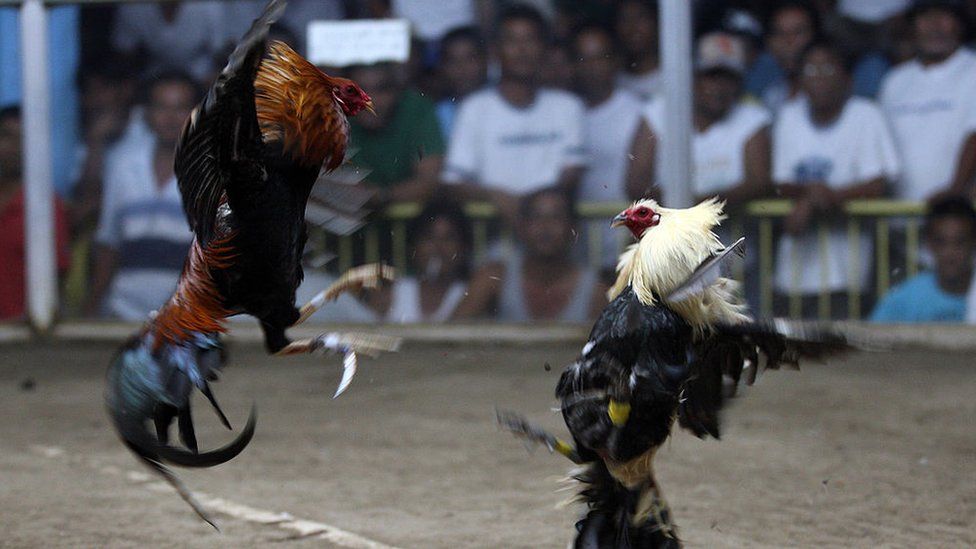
[638, 32, 772, 209]
[880, 0, 976, 201]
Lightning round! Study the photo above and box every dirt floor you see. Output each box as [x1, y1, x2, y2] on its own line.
[0, 339, 973, 548]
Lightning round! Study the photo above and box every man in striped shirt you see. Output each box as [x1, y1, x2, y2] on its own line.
[86, 72, 198, 320]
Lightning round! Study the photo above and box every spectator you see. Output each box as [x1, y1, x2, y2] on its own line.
[86, 72, 199, 319]
[745, 1, 820, 111]
[347, 63, 445, 205]
[831, 0, 910, 98]
[879, 0, 976, 201]
[72, 56, 141, 236]
[718, 8, 765, 68]
[572, 24, 649, 268]
[640, 32, 772, 209]
[875, 195, 975, 322]
[367, 199, 472, 322]
[112, 1, 225, 81]
[0, 106, 71, 321]
[442, 5, 586, 225]
[64, 58, 141, 316]
[0, 5, 80, 197]
[614, 0, 661, 101]
[773, 41, 900, 318]
[835, 0, 910, 53]
[435, 26, 488, 138]
[540, 41, 576, 91]
[454, 187, 607, 322]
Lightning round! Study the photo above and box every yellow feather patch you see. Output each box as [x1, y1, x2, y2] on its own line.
[608, 399, 631, 426]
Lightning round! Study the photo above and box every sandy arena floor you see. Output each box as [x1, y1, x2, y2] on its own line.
[0, 339, 973, 548]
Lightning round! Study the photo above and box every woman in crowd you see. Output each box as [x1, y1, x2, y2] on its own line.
[369, 199, 473, 323]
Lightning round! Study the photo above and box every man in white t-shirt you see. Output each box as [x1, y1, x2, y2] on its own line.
[773, 41, 900, 318]
[442, 5, 586, 225]
[572, 24, 648, 269]
[879, 0, 976, 201]
[613, 0, 661, 101]
[640, 32, 772, 210]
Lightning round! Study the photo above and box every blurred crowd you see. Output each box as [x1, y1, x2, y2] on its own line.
[2, 0, 976, 325]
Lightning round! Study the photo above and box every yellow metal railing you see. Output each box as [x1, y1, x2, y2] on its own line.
[320, 199, 928, 321]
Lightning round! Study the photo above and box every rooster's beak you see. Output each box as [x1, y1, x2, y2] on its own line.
[610, 211, 629, 228]
[364, 100, 376, 115]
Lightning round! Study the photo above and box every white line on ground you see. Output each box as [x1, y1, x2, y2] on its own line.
[29, 444, 400, 549]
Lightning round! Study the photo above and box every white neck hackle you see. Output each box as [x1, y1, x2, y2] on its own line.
[609, 198, 749, 331]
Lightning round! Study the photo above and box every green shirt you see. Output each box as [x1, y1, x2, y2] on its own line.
[349, 90, 446, 188]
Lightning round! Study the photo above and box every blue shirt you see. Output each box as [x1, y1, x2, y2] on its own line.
[870, 272, 967, 323]
[436, 99, 458, 141]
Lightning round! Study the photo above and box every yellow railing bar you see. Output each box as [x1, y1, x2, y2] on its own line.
[472, 220, 488, 263]
[588, 221, 602, 271]
[818, 221, 830, 320]
[848, 217, 861, 319]
[906, 219, 919, 278]
[747, 199, 927, 217]
[392, 220, 408, 272]
[790, 232, 801, 319]
[386, 199, 928, 220]
[876, 218, 891, 296]
[759, 218, 774, 316]
[364, 225, 380, 263]
[338, 235, 353, 273]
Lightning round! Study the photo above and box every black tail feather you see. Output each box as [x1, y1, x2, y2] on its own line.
[178, 404, 199, 454]
[153, 403, 177, 446]
[113, 403, 257, 469]
[201, 382, 232, 430]
[135, 453, 219, 530]
[573, 461, 681, 548]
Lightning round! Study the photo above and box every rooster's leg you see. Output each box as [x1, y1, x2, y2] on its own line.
[275, 332, 402, 398]
[293, 263, 395, 325]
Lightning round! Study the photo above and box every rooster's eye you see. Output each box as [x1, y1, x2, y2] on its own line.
[636, 208, 649, 217]
[345, 86, 355, 93]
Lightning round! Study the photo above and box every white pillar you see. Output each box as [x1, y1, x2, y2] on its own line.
[20, 0, 57, 331]
[659, 0, 694, 208]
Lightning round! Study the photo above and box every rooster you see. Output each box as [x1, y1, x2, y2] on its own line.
[500, 198, 854, 548]
[106, 0, 398, 528]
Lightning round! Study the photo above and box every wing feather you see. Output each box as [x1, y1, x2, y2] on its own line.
[173, 0, 287, 242]
[678, 319, 854, 438]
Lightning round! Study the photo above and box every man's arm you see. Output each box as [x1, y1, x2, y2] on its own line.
[555, 165, 584, 198]
[373, 155, 444, 205]
[84, 244, 118, 316]
[701, 126, 772, 207]
[452, 262, 504, 320]
[625, 120, 659, 201]
[949, 132, 976, 199]
[783, 176, 887, 235]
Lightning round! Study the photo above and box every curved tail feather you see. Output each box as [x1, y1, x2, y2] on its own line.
[112, 404, 257, 469]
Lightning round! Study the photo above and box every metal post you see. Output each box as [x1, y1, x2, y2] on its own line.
[659, 0, 694, 208]
[20, 0, 57, 331]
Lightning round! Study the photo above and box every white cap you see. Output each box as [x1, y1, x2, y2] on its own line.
[695, 32, 747, 76]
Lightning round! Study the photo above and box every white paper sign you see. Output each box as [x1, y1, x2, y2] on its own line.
[307, 19, 411, 67]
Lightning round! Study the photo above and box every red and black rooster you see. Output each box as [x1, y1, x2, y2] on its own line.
[500, 199, 857, 547]
[106, 0, 397, 527]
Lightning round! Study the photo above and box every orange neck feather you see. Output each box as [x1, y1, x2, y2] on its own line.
[151, 234, 237, 347]
[254, 40, 348, 170]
